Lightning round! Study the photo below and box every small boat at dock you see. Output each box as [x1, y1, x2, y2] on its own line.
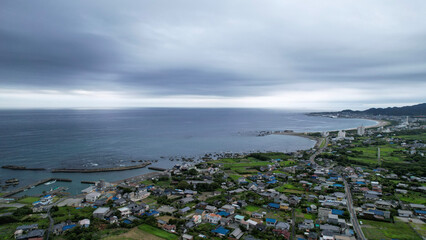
[44, 180, 56, 185]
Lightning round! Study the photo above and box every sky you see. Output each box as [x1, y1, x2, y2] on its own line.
[0, 1, 425, 110]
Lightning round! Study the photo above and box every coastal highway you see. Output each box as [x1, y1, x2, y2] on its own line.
[344, 179, 366, 240]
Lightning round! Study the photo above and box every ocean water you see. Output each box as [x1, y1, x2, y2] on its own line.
[0, 108, 376, 195]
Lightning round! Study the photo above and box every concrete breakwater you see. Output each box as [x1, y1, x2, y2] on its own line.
[3, 178, 72, 198]
[2, 165, 46, 171]
[51, 162, 151, 173]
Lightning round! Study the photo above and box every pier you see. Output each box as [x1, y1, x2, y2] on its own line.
[51, 162, 151, 173]
[2, 178, 72, 198]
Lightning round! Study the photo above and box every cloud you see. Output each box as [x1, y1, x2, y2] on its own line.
[0, 0, 425, 109]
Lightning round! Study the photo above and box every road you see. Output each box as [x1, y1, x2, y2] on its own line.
[291, 208, 295, 240]
[309, 137, 329, 165]
[344, 179, 366, 240]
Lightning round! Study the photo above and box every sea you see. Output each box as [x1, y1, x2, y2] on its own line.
[0, 108, 376, 196]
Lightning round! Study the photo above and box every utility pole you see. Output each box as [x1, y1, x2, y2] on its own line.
[377, 147, 381, 165]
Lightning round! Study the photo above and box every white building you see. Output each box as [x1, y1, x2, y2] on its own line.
[337, 130, 346, 139]
[85, 192, 101, 202]
[357, 126, 365, 136]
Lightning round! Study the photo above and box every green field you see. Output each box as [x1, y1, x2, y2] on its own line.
[396, 192, 426, 205]
[397, 133, 426, 141]
[138, 224, 178, 240]
[362, 219, 421, 240]
[276, 183, 303, 192]
[17, 197, 39, 204]
[348, 145, 405, 165]
[245, 205, 260, 212]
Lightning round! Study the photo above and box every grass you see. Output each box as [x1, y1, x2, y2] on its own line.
[52, 206, 94, 223]
[245, 205, 260, 212]
[397, 133, 426, 141]
[17, 197, 39, 204]
[319, 138, 326, 148]
[348, 145, 406, 165]
[138, 224, 178, 240]
[103, 227, 163, 240]
[361, 219, 421, 240]
[276, 183, 303, 192]
[396, 192, 426, 205]
[230, 174, 242, 181]
[224, 161, 269, 168]
[0, 207, 16, 214]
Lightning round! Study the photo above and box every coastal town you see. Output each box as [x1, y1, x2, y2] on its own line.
[0, 115, 425, 240]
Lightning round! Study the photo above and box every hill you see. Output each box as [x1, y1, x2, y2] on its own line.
[311, 103, 426, 116]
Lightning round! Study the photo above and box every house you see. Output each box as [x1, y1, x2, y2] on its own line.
[16, 229, 45, 240]
[179, 206, 191, 214]
[266, 218, 277, 227]
[220, 204, 235, 214]
[93, 207, 110, 219]
[78, 219, 90, 227]
[320, 224, 340, 234]
[163, 224, 176, 233]
[251, 212, 263, 219]
[205, 205, 217, 213]
[276, 221, 290, 230]
[234, 215, 245, 222]
[268, 203, 280, 209]
[272, 229, 290, 239]
[318, 207, 331, 220]
[211, 226, 229, 236]
[85, 192, 101, 202]
[179, 197, 194, 205]
[118, 207, 131, 217]
[231, 228, 244, 239]
[298, 219, 314, 230]
[192, 215, 202, 224]
[398, 210, 413, 218]
[205, 213, 221, 224]
[182, 234, 193, 240]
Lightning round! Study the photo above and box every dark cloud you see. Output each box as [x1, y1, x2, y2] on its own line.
[0, 0, 425, 108]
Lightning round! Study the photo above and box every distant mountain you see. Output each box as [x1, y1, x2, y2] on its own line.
[311, 103, 426, 116]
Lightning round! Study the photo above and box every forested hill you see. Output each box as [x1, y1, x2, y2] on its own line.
[311, 103, 426, 116]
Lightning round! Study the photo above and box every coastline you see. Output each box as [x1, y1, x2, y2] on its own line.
[344, 118, 390, 131]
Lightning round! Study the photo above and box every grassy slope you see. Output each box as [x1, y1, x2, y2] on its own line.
[362, 219, 421, 240]
[138, 224, 178, 240]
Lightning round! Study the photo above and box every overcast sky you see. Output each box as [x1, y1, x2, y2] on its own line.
[0, 1, 425, 110]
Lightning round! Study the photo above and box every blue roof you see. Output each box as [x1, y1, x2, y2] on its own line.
[267, 180, 278, 184]
[212, 226, 229, 235]
[332, 209, 344, 216]
[368, 209, 384, 216]
[266, 218, 277, 223]
[355, 181, 366, 185]
[218, 211, 230, 217]
[415, 210, 426, 214]
[333, 184, 344, 187]
[62, 224, 76, 231]
[328, 177, 338, 180]
[268, 203, 280, 209]
[146, 210, 159, 216]
[123, 219, 132, 224]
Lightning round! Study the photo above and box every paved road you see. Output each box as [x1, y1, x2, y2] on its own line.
[309, 137, 329, 165]
[291, 208, 295, 240]
[344, 179, 366, 240]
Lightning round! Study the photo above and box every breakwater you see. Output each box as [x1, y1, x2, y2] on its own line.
[51, 162, 151, 173]
[2, 165, 46, 171]
[2, 178, 72, 197]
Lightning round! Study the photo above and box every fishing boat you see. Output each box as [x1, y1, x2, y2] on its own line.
[44, 180, 56, 185]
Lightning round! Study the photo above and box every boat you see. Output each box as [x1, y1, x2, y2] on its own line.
[44, 180, 56, 185]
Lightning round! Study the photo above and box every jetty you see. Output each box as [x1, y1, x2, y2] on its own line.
[148, 166, 167, 171]
[2, 178, 72, 197]
[51, 162, 151, 173]
[2, 165, 46, 171]
[81, 180, 96, 184]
